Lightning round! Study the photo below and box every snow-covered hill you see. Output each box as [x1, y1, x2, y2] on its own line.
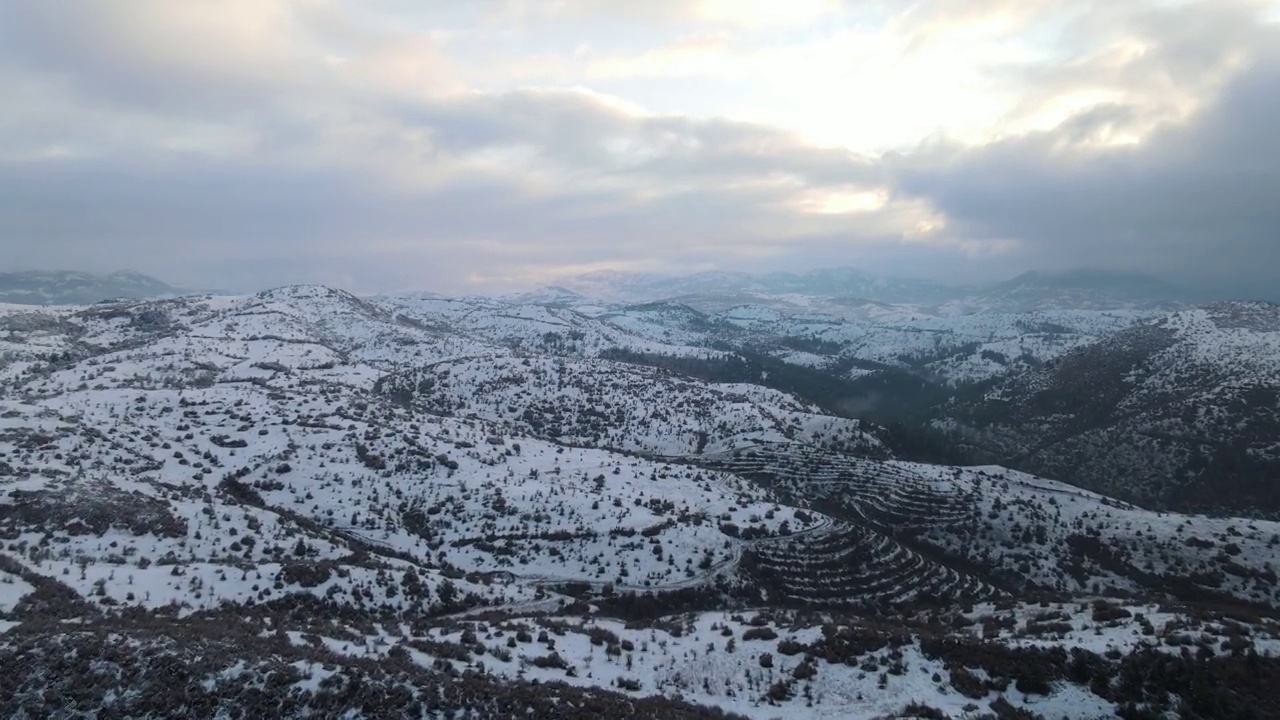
[941, 301, 1280, 514]
[379, 356, 885, 457]
[3, 288, 1279, 719]
[375, 294, 717, 359]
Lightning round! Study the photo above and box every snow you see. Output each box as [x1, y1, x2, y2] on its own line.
[409, 611, 1126, 719]
[0, 567, 34, 611]
[0, 286, 1276, 718]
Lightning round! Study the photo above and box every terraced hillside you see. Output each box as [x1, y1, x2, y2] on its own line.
[745, 522, 998, 608]
[706, 443, 1280, 609]
[704, 444, 999, 608]
[714, 443, 974, 530]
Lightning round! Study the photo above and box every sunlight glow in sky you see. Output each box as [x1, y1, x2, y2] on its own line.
[1, 0, 1278, 296]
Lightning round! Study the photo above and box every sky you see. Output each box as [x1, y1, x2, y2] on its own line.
[1, 0, 1278, 297]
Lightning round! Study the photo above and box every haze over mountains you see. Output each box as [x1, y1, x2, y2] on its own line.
[540, 267, 1192, 306]
[0, 270, 196, 306]
[519, 266, 1204, 317]
[0, 265, 1210, 312]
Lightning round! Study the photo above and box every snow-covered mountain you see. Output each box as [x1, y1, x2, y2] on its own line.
[941, 301, 1280, 514]
[542, 267, 960, 306]
[0, 270, 192, 305]
[2, 287, 1279, 719]
[531, 266, 1196, 316]
[948, 269, 1193, 314]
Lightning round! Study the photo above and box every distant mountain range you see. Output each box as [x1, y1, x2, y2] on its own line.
[0, 270, 194, 305]
[0, 266, 1210, 314]
[522, 267, 1197, 314]
[955, 269, 1192, 313]
[541, 267, 959, 305]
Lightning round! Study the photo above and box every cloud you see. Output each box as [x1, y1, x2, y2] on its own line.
[488, 0, 842, 28]
[0, 0, 1276, 297]
[0, 1, 324, 114]
[0, 79, 910, 293]
[893, 46, 1280, 298]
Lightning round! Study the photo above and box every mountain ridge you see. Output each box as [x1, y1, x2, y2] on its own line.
[0, 269, 196, 305]
[524, 265, 1201, 315]
[938, 300, 1280, 513]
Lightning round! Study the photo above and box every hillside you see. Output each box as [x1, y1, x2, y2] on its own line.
[2, 289, 1279, 719]
[936, 302, 1280, 514]
[378, 355, 885, 457]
